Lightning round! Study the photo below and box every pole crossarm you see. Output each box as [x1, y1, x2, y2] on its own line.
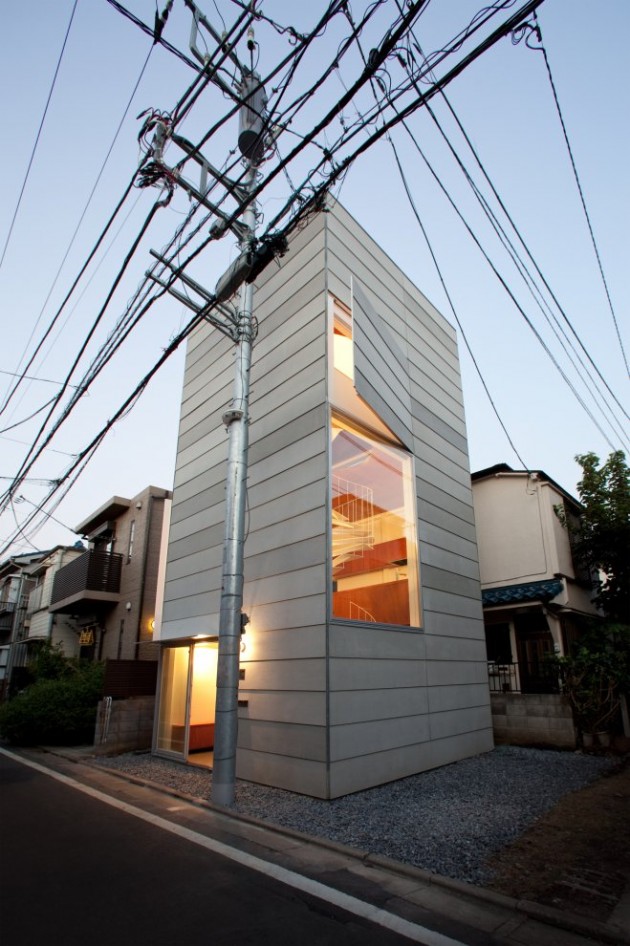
[168, 168, 251, 242]
[184, 0, 249, 77]
[149, 249, 215, 302]
[171, 134, 247, 203]
[146, 250, 240, 340]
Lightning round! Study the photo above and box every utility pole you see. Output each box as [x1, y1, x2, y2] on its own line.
[143, 10, 273, 807]
[212, 154, 257, 807]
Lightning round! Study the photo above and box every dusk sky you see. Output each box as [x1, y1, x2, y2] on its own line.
[0, 0, 628, 557]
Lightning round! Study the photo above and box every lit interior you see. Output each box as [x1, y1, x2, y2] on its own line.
[331, 415, 419, 626]
[156, 641, 218, 759]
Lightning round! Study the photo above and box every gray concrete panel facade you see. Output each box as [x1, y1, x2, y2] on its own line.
[157, 201, 492, 797]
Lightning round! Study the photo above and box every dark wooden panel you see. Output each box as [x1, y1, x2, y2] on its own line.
[102, 659, 158, 697]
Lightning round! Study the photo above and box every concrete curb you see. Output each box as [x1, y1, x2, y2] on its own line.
[365, 853, 629, 945]
[45, 749, 628, 946]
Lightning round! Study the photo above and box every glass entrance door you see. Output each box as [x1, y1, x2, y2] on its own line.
[155, 641, 219, 759]
[188, 643, 218, 756]
[156, 645, 191, 756]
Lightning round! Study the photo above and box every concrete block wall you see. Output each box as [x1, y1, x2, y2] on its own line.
[94, 696, 155, 754]
[491, 693, 576, 748]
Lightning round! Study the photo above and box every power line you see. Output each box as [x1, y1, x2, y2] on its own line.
[0, 478, 57, 485]
[4, 45, 156, 418]
[389, 135, 529, 468]
[259, 0, 546, 239]
[0, 0, 80, 273]
[0, 17, 265, 506]
[209, 0, 442, 237]
[105, 0, 200, 71]
[345, 3, 528, 468]
[0, 170, 141, 420]
[0, 34, 244, 426]
[0, 188, 219, 517]
[0, 369, 79, 388]
[401, 74, 629, 446]
[397, 114, 620, 452]
[529, 11, 628, 378]
[0, 435, 77, 458]
[248, 0, 624, 454]
[0, 0, 552, 551]
[0, 192, 172, 513]
[394, 21, 629, 441]
[4, 1, 256, 423]
[0, 398, 57, 436]
[425, 87, 630, 428]
[7, 497, 42, 553]
[0, 307, 203, 556]
[15, 495, 76, 536]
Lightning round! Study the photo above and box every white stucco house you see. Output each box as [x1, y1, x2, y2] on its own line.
[471, 463, 599, 746]
[25, 545, 86, 659]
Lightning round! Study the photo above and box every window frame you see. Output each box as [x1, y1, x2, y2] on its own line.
[327, 291, 422, 629]
[127, 520, 135, 562]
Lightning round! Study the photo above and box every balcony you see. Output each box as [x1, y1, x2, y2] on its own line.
[50, 550, 123, 614]
[0, 602, 16, 637]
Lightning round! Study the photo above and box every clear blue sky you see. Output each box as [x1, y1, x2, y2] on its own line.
[0, 0, 628, 556]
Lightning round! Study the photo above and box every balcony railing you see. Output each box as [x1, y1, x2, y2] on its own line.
[488, 660, 560, 695]
[0, 615, 15, 636]
[50, 550, 123, 609]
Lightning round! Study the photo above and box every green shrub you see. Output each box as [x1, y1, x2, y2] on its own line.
[28, 641, 75, 681]
[554, 623, 630, 736]
[0, 661, 104, 746]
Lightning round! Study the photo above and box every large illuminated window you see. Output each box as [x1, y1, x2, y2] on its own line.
[331, 414, 420, 626]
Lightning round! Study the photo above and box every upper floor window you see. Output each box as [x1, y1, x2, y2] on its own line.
[127, 521, 135, 562]
[332, 296, 353, 380]
[328, 291, 421, 627]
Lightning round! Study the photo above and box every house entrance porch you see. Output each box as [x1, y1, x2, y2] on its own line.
[155, 641, 217, 766]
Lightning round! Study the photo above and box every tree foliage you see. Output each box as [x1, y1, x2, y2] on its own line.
[555, 623, 630, 735]
[561, 450, 630, 622]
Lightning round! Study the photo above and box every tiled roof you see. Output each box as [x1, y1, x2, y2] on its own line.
[482, 578, 563, 606]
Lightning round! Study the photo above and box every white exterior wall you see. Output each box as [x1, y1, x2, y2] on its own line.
[472, 473, 585, 585]
[472, 471, 597, 620]
[0, 576, 20, 605]
[473, 474, 550, 586]
[159, 202, 493, 797]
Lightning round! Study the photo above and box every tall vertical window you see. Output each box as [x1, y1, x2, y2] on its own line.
[329, 292, 421, 627]
[332, 297, 353, 379]
[127, 520, 135, 561]
[331, 415, 420, 626]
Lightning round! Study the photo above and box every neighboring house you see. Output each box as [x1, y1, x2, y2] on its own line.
[24, 545, 86, 660]
[471, 463, 599, 746]
[0, 551, 47, 697]
[49, 485, 172, 664]
[154, 200, 493, 798]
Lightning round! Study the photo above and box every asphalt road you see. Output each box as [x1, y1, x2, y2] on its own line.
[0, 751, 433, 946]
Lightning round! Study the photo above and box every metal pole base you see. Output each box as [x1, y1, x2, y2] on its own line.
[212, 779, 235, 807]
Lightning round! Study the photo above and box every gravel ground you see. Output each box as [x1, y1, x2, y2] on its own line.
[94, 746, 615, 885]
